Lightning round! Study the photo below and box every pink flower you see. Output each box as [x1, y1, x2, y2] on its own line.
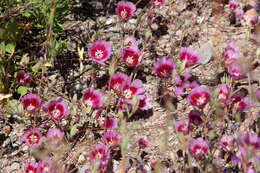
[151, 0, 167, 8]
[89, 143, 110, 164]
[124, 35, 138, 47]
[24, 162, 38, 173]
[188, 110, 203, 126]
[239, 133, 260, 150]
[235, 9, 244, 20]
[122, 79, 145, 101]
[43, 98, 70, 121]
[121, 46, 141, 67]
[21, 93, 42, 113]
[103, 130, 122, 147]
[21, 128, 43, 148]
[153, 57, 176, 78]
[224, 41, 240, 65]
[37, 158, 56, 173]
[117, 98, 132, 112]
[88, 40, 112, 64]
[179, 47, 200, 67]
[220, 136, 234, 150]
[46, 128, 64, 141]
[187, 86, 211, 109]
[116, 1, 136, 20]
[216, 84, 231, 103]
[176, 120, 188, 135]
[237, 97, 250, 112]
[250, 16, 259, 26]
[108, 73, 130, 93]
[82, 88, 103, 109]
[100, 118, 118, 129]
[17, 70, 32, 86]
[189, 138, 209, 158]
[138, 138, 149, 149]
[138, 94, 153, 110]
[229, 0, 239, 10]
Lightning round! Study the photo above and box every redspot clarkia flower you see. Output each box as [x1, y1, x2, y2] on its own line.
[17, 70, 32, 86]
[138, 94, 153, 110]
[179, 47, 201, 67]
[24, 162, 38, 173]
[43, 98, 70, 121]
[88, 40, 112, 64]
[220, 136, 234, 150]
[116, 1, 136, 20]
[151, 0, 167, 8]
[37, 158, 56, 173]
[216, 84, 231, 103]
[122, 79, 145, 101]
[227, 62, 247, 80]
[138, 138, 149, 149]
[235, 9, 244, 20]
[239, 133, 260, 150]
[188, 110, 203, 126]
[229, 0, 239, 10]
[46, 127, 64, 141]
[153, 57, 176, 78]
[124, 35, 138, 47]
[21, 128, 43, 148]
[189, 138, 209, 158]
[187, 86, 211, 109]
[237, 97, 251, 112]
[224, 41, 240, 65]
[89, 143, 110, 164]
[121, 46, 142, 67]
[82, 88, 104, 109]
[108, 73, 131, 93]
[100, 118, 118, 129]
[102, 130, 122, 148]
[176, 120, 188, 135]
[21, 93, 42, 113]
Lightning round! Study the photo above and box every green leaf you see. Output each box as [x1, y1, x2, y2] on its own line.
[69, 125, 78, 138]
[5, 43, 15, 55]
[17, 86, 28, 96]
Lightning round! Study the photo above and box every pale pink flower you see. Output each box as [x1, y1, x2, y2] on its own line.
[216, 84, 231, 103]
[176, 120, 188, 135]
[235, 9, 244, 20]
[21, 128, 43, 148]
[43, 98, 70, 121]
[220, 136, 234, 150]
[250, 16, 259, 26]
[124, 35, 138, 47]
[229, 0, 239, 10]
[21, 93, 42, 113]
[46, 128, 64, 141]
[116, 1, 136, 20]
[151, 0, 167, 8]
[179, 47, 200, 67]
[37, 158, 56, 173]
[138, 94, 153, 110]
[227, 62, 247, 80]
[88, 40, 112, 64]
[153, 57, 176, 78]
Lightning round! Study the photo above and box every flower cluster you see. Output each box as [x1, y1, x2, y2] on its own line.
[24, 158, 56, 173]
[16, 70, 32, 86]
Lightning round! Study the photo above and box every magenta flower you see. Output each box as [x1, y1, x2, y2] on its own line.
[124, 35, 138, 47]
[138, 94, 153, 110]
[239, 133, 260, 150]
[187, 86, 211, 109]
[176, 120, 188, 135]
[188, 110, 203, 126]
[229, 0, 239, 10]
[46, 127, 64, 141]
[108, 72, 130, 93]
[151, 0, 167, 8]
[21, 128, 43, 148]
[216, 84, 231, 103]
[250, 16, 259, 26]
[24, 162, 38, 173]
[89, 143, 110, 164]
[153, 57, 176, 78]
[121, 46, 142, 67]
[237, 97, 250, 112]
[256, 88, 260, 102]
[189, 138, 209, 158]
[235, 9, 244, 20]
[122, 79, 145, 100]
[88, 40, 112, 64]
[21, 93, 42, 113]
[138, 138, 149, 149]
[224, 41, 240, 65]
[17, 70, 32, 86]
[179, 47, 201, 67]
[103, 130, 122, 147]
[82, 88, 103, 109]
[37, 158, 56, 173]
[43, 98, 70, 121]
[100, 118, 118, 129]
[116, 1, 136, 20]
[220, 136, 234, 150]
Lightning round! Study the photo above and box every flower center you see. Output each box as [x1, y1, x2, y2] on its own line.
[195, 147, 203, 155]
[84, 99, 93, 107]
[218, 93, 227, 100]
[51, 109, 61, 118]
[27, 104, 36, 111]
[95, 50, 104, 59]
[197, 96, 206, 105]
[124, 89, 132, 99]
[121, 9, 128, 19]
[160, 69, 169, 77]
[29, 134, 39, 144]
[154, 0, 162, 6]
[126, 56, 134, 65]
